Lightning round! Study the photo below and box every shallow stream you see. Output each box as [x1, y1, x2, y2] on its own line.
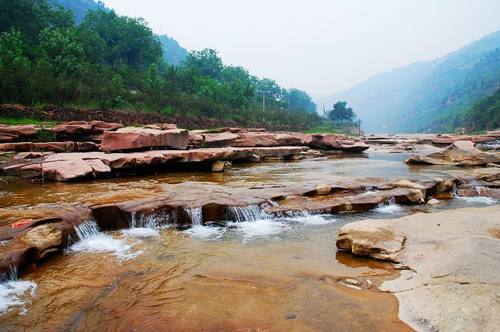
[0, 152, 497, 331]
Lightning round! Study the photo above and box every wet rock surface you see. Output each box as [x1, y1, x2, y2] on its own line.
[405, 144, 500, 166]
[336, 206, 500, 332]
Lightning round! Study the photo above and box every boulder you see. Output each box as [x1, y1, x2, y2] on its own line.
[41, 159, 93, 181]
[75, 142, 100, 152]
[188, 133, 204, 148]
[427, 198, 441, 206]
[231, 132, 278, 147]
[211, 160, 231, 172]
[20, 225, 62, 258]
[89, 120, 123, 133]
[202, 132, 239, 148]
[316, 184, 331, 195]
[307, 134, 369, 152]
[435, 178, 455, 193]
[101, 127, 189, 153]
[336, 221, 405, 261]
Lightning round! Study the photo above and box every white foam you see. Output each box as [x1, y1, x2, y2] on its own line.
[374, 203, 404, 213]
[455, 196, 496, 205]
[183, 225, 226, 240]
[227, 218, 288, 240]
[286, 214, 336, 225]
[68, 233, 140, 260]
[121, 228, 160, 238]
[0, 280, 37, 315]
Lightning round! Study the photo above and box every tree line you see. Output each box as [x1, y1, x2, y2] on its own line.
[0, 0, 320, 128]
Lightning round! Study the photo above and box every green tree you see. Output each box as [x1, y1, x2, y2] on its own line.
[142, 63, 167, 112]
[181, 49, 223, 80]
[79, 9, 162, 68]
[328, 101, 356, 124]
[0, 29, 31, 103]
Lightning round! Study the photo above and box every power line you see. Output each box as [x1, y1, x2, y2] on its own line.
[352, 49, 497, 108]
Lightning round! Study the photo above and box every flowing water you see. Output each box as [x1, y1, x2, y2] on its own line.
[0, 152, 497, 331]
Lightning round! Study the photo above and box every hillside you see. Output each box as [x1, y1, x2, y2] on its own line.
[48, 0, 188, 65]
[320, 31, 500, 133]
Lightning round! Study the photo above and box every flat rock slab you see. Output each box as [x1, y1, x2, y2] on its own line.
[405, 145, 500, 166]
[101, 127, 189, 152]
[337, 206, 500, 332]
[41, 159, 93, 181]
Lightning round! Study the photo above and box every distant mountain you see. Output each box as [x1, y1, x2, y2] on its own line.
[319, 31, 500, 133]
[157, 34, 188, 66]
[48, 0, 188, 65]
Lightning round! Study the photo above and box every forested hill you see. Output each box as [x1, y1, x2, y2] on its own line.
[319, 30, 500, 133]
[0, 0, 319, 129]
[48, 0, 188, 65]
[48, 0, 108, 24]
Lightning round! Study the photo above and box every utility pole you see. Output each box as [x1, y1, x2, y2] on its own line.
[358, 119, 362, 137]
[261, 90, 266, 123]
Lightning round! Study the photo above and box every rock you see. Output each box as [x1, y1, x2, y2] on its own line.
[101, 127, 189, 153]
[487, 163, 500, 168]
[15, 151, 53, 159]
[75, 142, 99, 152]
[20, 164, 42, 178]
[41, 159, 93, 181]
[452, 140, 475, 150]
[393, 179, 426, 190]
[211, 160, 231, 172]
[143, 123, 177, 130]
[336, 221, 406, 261]
[435, 178, 455, 193]
[231, 132, 279, 147]
[406, 189, 424, 203]
[20, 225, 62, 258]
[307, 133, 369, 152]
[202, 132, 239, 148]
[427, 198, 440, 206]
[188, 133, 204, 148]
[316, 184, 331, 195]
[470, 168, 500, 182]
[52, 121, 92, 137]
[85, 159, 111, 177]
[405, 145, 500, 166]
[274, 133, 302, 146]
[0, 124, 38, 142]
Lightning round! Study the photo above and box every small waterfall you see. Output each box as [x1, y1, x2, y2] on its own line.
[451, 184, 458, 197]
[187, 207, 203, 225]
[0, 266, 18, 283]
[374, 197, 402, 213]
[130, 210, 179, 229]
[74, 221, 100, 240]
[226, 205, 269, 222]
[0, 266, 37, 315]
[275, 210, 310, 218]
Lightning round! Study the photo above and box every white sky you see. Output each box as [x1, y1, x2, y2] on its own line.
[102, 0, 500, 97]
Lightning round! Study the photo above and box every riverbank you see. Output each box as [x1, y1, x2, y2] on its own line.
[337, 205, 500, 331]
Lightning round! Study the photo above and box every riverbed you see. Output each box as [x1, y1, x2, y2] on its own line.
[0, 152, 497, 331]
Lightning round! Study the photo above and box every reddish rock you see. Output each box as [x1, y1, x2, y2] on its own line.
[231, 132, 278, 147]
[202, 132, 239, 148]
[274, 133, 303, 146]
[15, 151, 53, 159]
[88, 121, 123, 133]
[75, 141, 100, 152]
[101, 127, 189, 153]
[247, 128, 267, 132]
[20, 164, 42, 178]
[52, 121, 92, 137]
[41, 159, 93, 181]
[188, 133, 204, 148]
[221, 127, 244, 133]
[85, 158, 111, 176]
[307, 134, 368, 152]
[0, 124, 38, 142]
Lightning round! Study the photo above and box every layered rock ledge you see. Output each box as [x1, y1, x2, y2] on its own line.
[0, 177, 456, 276]
[337, 206, 500, 332]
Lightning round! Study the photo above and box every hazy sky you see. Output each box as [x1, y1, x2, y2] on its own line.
[102, 0, 500, 97]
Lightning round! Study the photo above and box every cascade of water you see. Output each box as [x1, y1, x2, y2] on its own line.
[74, 221, 100, 240]
[451, 184, 458, 196]
[187, 207, 203, 225]
[130, 211, 179, 229]
[0, 266, 18, 283]
[226, 205, 269, 222]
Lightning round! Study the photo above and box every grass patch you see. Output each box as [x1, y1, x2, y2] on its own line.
[0, 117, 46, 126]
